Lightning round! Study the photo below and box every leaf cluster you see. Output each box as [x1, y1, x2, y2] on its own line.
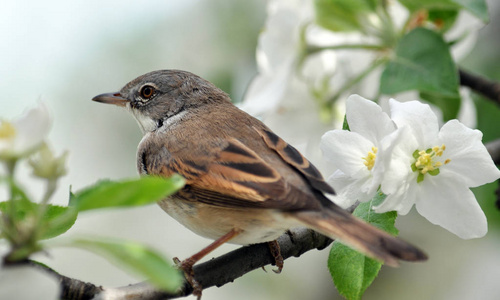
[0, 174, 185, 292]
[313, 0, 488, 122]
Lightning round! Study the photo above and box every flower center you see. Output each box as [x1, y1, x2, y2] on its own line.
[0, 121, 16, 140]
[362, 146, 378, 171]
[411, 145, 450, 183]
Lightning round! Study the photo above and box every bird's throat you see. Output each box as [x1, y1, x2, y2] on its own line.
[129, 106, 188, 135]
[129, 107, 157, 134]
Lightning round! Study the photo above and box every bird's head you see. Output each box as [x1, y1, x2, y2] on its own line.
[92, 69, 229, 133]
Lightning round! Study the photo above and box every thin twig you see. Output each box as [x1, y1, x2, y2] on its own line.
[495, 181, 500, 211]
[459, 68, 500, 106]
[486, 138, 500, 165]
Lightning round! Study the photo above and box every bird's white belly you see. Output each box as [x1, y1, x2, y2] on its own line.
[158, 196, 298, 245]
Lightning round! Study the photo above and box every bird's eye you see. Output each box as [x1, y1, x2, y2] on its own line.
[140, 85, 155, 99]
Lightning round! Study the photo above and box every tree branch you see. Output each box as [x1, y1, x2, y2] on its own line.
[28, 261, 103, 299]
[35, 228, 333, 300]
[459, 68, 500, 106]
[486, 138, 500, 165]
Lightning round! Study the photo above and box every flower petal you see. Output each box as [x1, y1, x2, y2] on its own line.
[240, 64, 292, 117]
[346, 95, 396, 144]
[375, 177, 416, 215]
[301, 50, 337, 85]
[379, 127, 419, 195]
[240, 0, 310, 118]
[457, 87, 477, 129]
[321, 130, 372, 178]
[258, 3, 302, 71]
[415, 175, 487, 239]
[371, 126, 410, 194]
[439, 120, 500, 187]
[389, 99, 439, 147]
[327, 169, 375, 208]
[13, 102, 52, 155]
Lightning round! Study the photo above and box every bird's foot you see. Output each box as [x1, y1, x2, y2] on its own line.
[173, 257, 203, 300]
[267, 240, 284, 274]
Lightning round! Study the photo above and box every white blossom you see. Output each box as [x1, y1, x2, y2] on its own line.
[0, 103, 51, 161]
[320, 95, 399, 208]
[321, 95, 499, 238]
[377, 100, 500, 238]
[240, 0, 336, 119]
[241, 0, 484, 122]
[28, 143, 68, 180]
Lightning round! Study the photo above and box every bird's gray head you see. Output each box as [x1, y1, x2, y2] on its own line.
[92, 69, 230, 133]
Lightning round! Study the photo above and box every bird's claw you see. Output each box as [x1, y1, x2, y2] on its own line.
[268, 240, 284, 274]
[173, 257, 203, 299]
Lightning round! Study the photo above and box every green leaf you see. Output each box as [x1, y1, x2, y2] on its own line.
[353, 194, 398, 235]
[453, 0, 489, 22]
[68, 239, 183, 292]
[399, 0, 457, 11]
[342, 115, 350, 131]
[420, 91, 461, 121]
[329, 243, 381, 300]
[328, 194, 398, 299]
[0, 201, 77, 240]
[428, 9, 460, 32]
[40, 206, 78, 240]
[380, 28, 459, 98]
[399, 0, 488, 22]
[0, 200, 36, 224]
[314, 0, 377, 32]
[71, 175, 185, 212]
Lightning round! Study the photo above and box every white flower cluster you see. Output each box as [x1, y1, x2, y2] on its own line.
[0, 103, 62, 299]
[240, 0, 337, 119]
[241, 0, 483, 121]
[321, 95, 500, 239]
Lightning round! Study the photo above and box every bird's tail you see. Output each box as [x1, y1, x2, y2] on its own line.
[290, 206, 427, 266]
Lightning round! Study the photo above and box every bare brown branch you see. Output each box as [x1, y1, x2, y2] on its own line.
[459, 68, 500, 106]
[486, 138, 500, 165]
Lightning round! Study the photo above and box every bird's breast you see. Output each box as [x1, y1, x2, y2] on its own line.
[157, 195, 299, 245]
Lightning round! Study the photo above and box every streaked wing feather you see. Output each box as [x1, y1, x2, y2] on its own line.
[255, 127, 335, 195]
[156, 138, 284, 204]
[156, 138, 320, 210]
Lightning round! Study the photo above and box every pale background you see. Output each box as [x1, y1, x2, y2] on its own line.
[1, 1, 500, 299]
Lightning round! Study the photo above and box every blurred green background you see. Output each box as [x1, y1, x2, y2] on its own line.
[1, 0, 499, 299]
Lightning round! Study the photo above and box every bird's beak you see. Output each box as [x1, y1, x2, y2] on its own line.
[92, 92, 129, 107]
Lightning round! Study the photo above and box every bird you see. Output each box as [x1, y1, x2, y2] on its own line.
[92, 69, 427, 297]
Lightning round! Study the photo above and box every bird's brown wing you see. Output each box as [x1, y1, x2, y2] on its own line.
[153, 137, 323, 211]
[254, 127, 335, 195]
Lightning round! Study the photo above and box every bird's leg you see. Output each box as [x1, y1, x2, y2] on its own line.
[174, 228, 241, 299]
[267, 240, 284, 274]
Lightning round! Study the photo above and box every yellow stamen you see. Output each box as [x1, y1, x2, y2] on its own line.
[0, 121, 16, 139]
[411, 144, 448, 183]
[362, 146, 378, 171]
